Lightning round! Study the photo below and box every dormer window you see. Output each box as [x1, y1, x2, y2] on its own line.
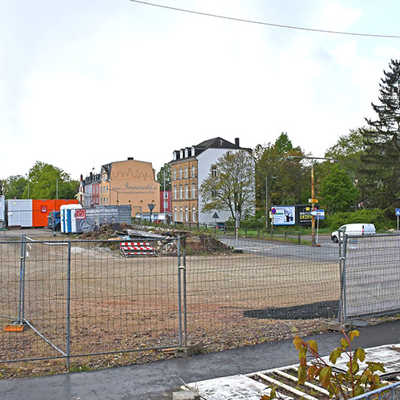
[180, 149, 184, 159]
[173, 151, 177, 161]
[184, 148, 189, 158]
[191, 147, 195, 156]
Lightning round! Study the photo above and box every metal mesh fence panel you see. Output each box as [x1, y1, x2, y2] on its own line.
[23, 239, 69, 359]
[0, 239, 23, 362]
[68, 239, 181, 357]
[184, 236, 340, 348]
[1, 237, 69, 363]
[344, 234, 400, 319]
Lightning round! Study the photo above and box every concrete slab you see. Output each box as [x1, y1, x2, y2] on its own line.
[187, 375, 270, 400]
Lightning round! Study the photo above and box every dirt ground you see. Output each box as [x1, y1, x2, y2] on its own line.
[0, 229, 339, 378]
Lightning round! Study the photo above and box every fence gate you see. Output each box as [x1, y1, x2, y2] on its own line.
[0, 235, 187, 366]
[340, 233, 400, 323]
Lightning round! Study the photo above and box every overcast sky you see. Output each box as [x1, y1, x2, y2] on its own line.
[2, 0, 399, 180]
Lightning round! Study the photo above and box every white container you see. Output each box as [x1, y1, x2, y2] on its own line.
[7, 199, 33, 227]
[60, 204, 82, 233]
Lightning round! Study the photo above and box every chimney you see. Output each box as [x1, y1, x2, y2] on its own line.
[127, 157, 134, 160]
[235, 138, 240, 147]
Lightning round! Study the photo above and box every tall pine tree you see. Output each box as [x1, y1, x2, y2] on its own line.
[360, 59, 400, 208]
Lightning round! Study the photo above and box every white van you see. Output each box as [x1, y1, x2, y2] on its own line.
[331, 223, 376, 243]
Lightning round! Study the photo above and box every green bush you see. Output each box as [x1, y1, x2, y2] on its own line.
[326, 209, 389, 231]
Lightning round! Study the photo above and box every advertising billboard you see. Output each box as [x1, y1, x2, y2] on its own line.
[271, 206, 295, 226]
[296, 205, 313, 226]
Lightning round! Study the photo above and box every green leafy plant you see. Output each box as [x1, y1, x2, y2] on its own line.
[293, 330, 385, 399]
[261, 330, 386, 400]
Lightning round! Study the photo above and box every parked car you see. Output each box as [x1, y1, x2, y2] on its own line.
[331, 223, 376, 243]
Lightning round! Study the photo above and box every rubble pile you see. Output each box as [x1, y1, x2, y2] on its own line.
[74, 224, 232, 255]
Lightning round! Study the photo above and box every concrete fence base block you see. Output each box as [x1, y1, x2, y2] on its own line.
[172, 390, 200, 400]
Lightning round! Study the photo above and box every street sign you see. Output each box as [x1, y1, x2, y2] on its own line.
[311, 209, 325, 220]
[308, 198, 318, 204]
[212, 212, 219, 219]
[271, 207, 276, 214]
[396, 208, 400, 217]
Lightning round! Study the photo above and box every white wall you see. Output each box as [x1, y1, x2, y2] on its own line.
[197, 148, 240, 224]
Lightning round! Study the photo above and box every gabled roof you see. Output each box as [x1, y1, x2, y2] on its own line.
[170, 137, 251, 163]
[196, 137, 238, 150]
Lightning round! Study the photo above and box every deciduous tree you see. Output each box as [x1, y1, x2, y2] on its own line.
[23, 161, 78, 199]
[200, 150, 254, 221]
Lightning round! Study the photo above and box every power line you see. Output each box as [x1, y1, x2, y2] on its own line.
[129, 0, 400, 39]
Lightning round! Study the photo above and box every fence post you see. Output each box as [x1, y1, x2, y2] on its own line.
[338, 230, 348, 325]
[177, 235, 183, 347]
[66, 241, 71, 371]
[297, 233, 301, 245]
[18, 234, 27, 325]
[182, 236, 187, 347]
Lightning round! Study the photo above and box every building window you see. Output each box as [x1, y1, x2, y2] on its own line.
[184, 148, 189, 158]
[180, 207, 183, 222]
[185, 207, 189, 222]
[192, 183, 196, 199]
[191, 147, 195, 157]
[174, 185, 177, 200]
[180, 185, 183, 200]
[184, 167, 188, 179]
[174, 207, 177, 221]
[211, 165, 217, 177]
[192, 207, 197, 222]
[185, 184, 189, 199]
[172, 169, 177, 181]
[191, 165, 196, 177]
[179, 168, 183, 180]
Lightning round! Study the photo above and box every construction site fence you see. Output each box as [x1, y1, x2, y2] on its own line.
[338, 232, 400, 324]
[2, 232, 399, 373]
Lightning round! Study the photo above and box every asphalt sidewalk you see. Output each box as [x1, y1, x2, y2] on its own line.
[1, 320, 400, 400]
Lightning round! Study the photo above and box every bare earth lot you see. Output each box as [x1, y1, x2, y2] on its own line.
[0, 230, 339, 378]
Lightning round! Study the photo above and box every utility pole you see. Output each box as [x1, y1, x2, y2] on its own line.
[311, 163, 316, 246]
[287, 155, 337, 247]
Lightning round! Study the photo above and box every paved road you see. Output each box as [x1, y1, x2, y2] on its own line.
[220, 235, 340, 262]
[2, 320, 400, 400]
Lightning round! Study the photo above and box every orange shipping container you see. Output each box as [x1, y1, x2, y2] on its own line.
[32, 199, 79, 227]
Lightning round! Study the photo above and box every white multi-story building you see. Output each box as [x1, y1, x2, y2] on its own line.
[170, 137, 254, 224]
